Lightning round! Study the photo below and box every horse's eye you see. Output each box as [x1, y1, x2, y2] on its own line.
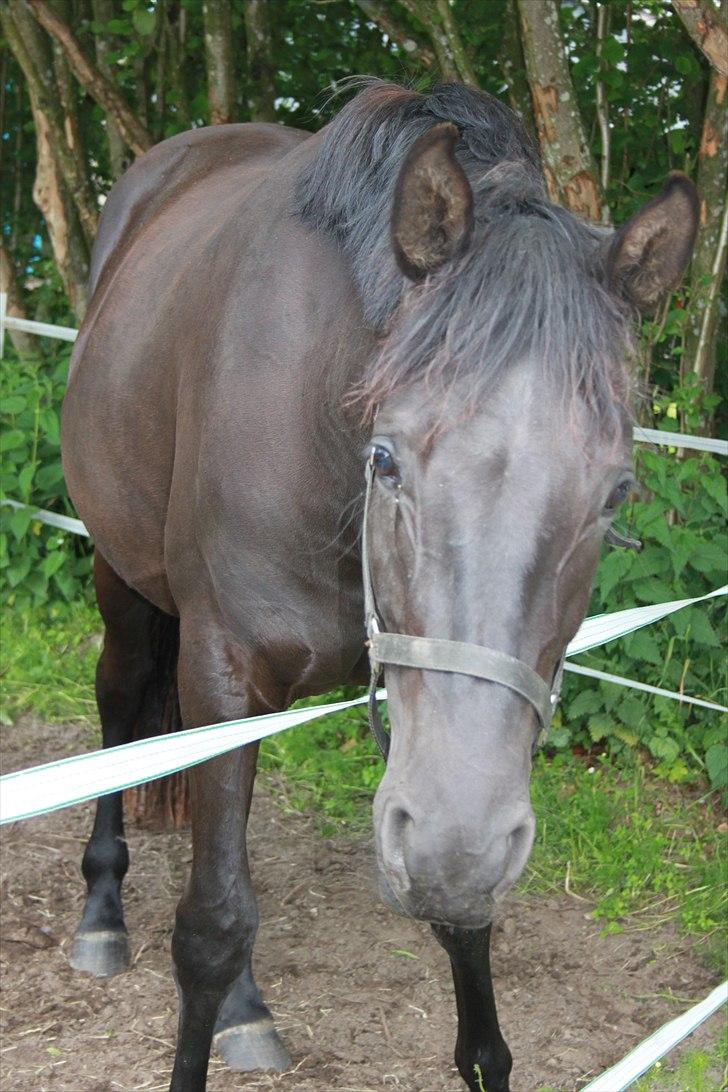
[371, 445, 397, 479]
[605, 479, 634, 513]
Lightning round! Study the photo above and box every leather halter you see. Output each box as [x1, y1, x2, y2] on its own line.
[361, 455, 565, 761]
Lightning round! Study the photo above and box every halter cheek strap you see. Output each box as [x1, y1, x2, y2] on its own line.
[361, 457, 565, 762]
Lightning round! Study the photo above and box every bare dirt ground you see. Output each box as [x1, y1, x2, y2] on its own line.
[0, 716, 720, 1092]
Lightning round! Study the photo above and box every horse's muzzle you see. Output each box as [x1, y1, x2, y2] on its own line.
[373, 792, 535, 928]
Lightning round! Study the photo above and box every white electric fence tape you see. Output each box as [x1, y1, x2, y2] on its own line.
[582, 979, 728, 1092]
[0, 498, 90, 537]
[0, 690, 385, 825]
[0, 588, 725, 826]
[563, 662, 728, 713]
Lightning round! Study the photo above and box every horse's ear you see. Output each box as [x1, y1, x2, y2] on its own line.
[391, 122, 474, 281]
[605, 172, 699, 314]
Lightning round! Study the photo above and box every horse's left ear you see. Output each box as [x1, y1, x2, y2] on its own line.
[391, 122, 474, 281]
[605, 172, 699, 314]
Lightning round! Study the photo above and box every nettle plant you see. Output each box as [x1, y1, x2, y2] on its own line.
[554, 399, 726, 791]
[0, 346, 92, 609]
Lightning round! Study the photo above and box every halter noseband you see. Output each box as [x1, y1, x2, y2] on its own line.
[362, 455, 565, 761]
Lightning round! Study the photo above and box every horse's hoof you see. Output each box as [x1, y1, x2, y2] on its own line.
[70, 929, 131, 977]
[214, 1020, 292, 1072]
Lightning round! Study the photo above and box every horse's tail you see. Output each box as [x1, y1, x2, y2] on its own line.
[122, 609, 190, 829]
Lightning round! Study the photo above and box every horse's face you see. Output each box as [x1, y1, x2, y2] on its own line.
[368, 374, 632, 927]
[365, 125, 698, 929]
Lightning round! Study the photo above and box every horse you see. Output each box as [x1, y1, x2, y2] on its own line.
[61, 80, 698, 1092]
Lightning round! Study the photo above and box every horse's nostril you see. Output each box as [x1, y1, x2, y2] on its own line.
[492, 814, 536, 900]
[380, 803, 414, 879]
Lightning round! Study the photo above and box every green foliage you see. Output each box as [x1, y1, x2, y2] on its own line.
[0, 345, 93, 609]
[550, 383, 727, 791]
[0, 599, 100, 730]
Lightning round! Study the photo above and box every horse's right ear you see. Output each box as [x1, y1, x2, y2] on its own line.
[391, 123, 474, 282]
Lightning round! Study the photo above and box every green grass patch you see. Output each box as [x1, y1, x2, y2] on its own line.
[2, 603, 725, 963]
[0, 599, 100, 730]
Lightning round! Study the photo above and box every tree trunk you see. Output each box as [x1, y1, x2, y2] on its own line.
[0, 242, 36, 355]
[5, 2, 98, 246]
[203, 0, 234, 125]
[32, 98, 90, 317]
[499, 0, 537, 143]
[672, 0, 728, 77]
[685, 68, 728, 398]
[2, 3, 90, 317]
[243, 0, 276, 123]
[517, 0, 604, 220]
[27, 0, 153, 155]
[92, 0, 129, 179]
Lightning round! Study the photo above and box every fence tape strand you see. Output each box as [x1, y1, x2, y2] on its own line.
[582, 980, 728, 1092]
[0, 587, 724, 826]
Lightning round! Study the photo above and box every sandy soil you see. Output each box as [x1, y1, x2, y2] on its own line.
[0, 716, 720, 1092]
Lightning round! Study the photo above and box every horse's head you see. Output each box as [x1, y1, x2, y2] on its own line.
[365, 125, 698, 928]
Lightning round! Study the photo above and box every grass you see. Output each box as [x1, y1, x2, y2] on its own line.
[0, 598, 101, 731]
[2, 601, 726, 967]
[634, 1021, 728, 1091]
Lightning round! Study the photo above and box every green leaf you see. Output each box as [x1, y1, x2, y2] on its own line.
[624, 629, 663, 667]
[1, 429, 27, 451]
[689, 541, 726, 576]
[18, 463, 36, 496]
[39, 409, 60, 446]
[2, 395, 27, 414]
[9, 506, 33, 541]
[588, 713, 613, 742]
[6, 554, 31, 587]
[705, 744, 728, 788]
[601, 38, 625, 64]
[567, 688, 604, 719]
[648, 735, 680, 763]
[133, 7, 156, 35]
[35, 460, 65, 490]
[617, 694, 647, 731]
[41, 550, 67, 578]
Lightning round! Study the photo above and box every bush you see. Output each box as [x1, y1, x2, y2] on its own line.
[553, 440, 727, 792]
[0, 345, 93, 610]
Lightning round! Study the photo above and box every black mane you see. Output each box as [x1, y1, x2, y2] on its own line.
[296, 80, 633, 421]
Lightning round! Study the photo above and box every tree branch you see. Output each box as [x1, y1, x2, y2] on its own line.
[686, 66, 728, 395]
[399, 0, 459, 80]
[517, 0, 604, 220]
[434, 0, 478, 85]
[26, 0, 153, 155]
[356, 0, 436, 69]
[672, 0, 728, 76]
[243, 0, 276, 123]
[595, 2, 611, 221]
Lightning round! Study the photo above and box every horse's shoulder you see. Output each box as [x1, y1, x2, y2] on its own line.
[89, 124, 310, 294]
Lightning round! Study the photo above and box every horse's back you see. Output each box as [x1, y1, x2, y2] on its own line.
[88, 124, 308, 298]
[63, 123, 311, 612]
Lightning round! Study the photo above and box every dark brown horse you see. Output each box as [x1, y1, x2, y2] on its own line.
[61, 81, 697, 1092]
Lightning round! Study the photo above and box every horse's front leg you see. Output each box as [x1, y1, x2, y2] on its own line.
[169, 621, 289, 1092]
[432, 923, 512, 1092]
